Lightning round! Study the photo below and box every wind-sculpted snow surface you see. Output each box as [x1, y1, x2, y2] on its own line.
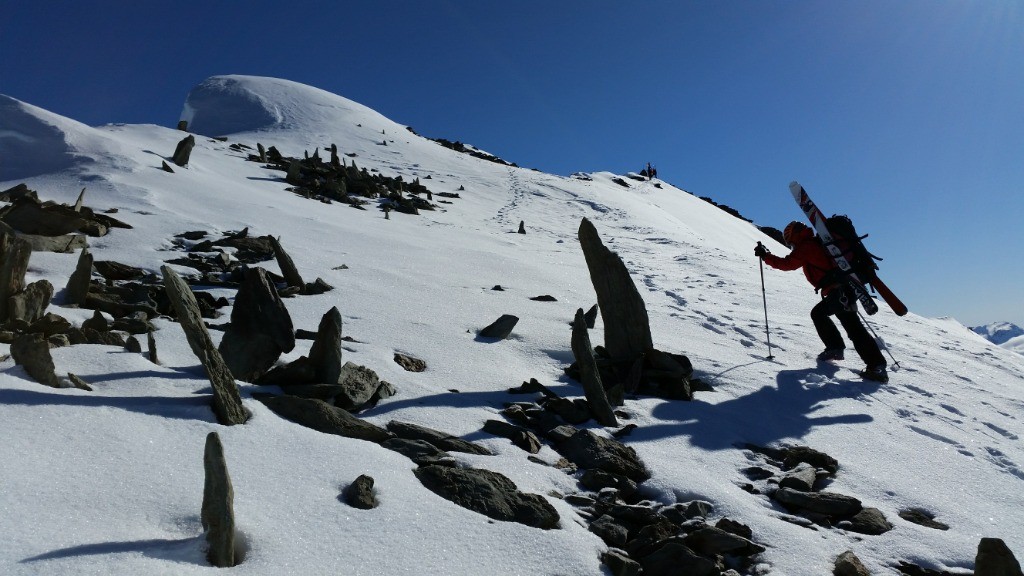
[0, 95, 92, 181]
[1, 75, 1024, 575]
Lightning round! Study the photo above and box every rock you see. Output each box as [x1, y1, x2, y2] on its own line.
[27, 313, 71, 337]
[601, 548, 641, 576]
[772, 487, 862, 517]
[172, 134, 195, 167]
[266, 235, 305, 290]
[782, 445, 840, 475]
[0, 232, 32, 321]
[65, 248, 93, 305]
[530, 295, 556, 302]
[579, 469, 638, 498]
[201, 432, 237, 568]
[382, 438, 452, 465]
[125, 335, 143, 353]
[834, 550, 871, 576]
[394, 352, 426, 372]
[583, 304, 598, 328]
[335, 362, 390, 411]
[162, 265, 248, 426]
[413, 465, 560, 530]
[343, 475, 377, 510]
[147, 331, 159, 364]
[715, 518, 753, 540]
[685, 500, 715, 520]
[683, 525, 765, 557]
[518, 220, 526, 234]
[7, 276, 53, 323]
[976, 538, 1024, 576]
[386, 421, 492, 455]
[479, 314, 519, 340]
[482, 419, 543, 454]
[639, 541, 719, 576]
[67, 372, 93, 391]
[82, 310, 109, 332]
[898, 508, 949, 530]
[161, 160, 175, 173]
[779, 462, 818, 491]
[93, 260, 147, 282]
[557, 429, 650, 482]
[590, 514, 629, 547]
[218, 267, 295, 381]
[255, 395, 392, 443]
[10, 334, 60, 387]
[577, 218, 652, 361]
[847, 507, 893, 535]
[571, 308, 618, 426]
[307, 307, 343, 384]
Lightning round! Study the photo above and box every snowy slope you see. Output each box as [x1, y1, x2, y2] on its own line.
[2, 75, 1023, 576]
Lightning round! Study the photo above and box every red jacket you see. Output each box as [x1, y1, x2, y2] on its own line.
[763, 226, 839, 293]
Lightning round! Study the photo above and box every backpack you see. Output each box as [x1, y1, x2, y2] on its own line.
[821, 214, 882, 287]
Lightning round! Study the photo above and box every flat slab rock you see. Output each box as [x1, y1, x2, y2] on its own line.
[413, 465, 560, 530]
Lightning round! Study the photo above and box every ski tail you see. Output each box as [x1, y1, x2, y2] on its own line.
[869, 276, 908, 316]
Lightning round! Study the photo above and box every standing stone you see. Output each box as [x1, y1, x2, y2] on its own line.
[257, 143, 267, 163]
[10, 334, 60, 387]
[218, 267, 295, 381]
[307, 307, 343, 384]
[73, 188, 85, 212]
[518, 220, 526, 234]
[147, 331, 159, 364]
[571, 308, 618, 427]
[162, 266, 248, 426]
[976, 538, 1024, 576]
[172, 134, 196, 167]
[0, 232, 32, 322]
[65, 248, 93, 305]
[577, 218, 652, 360]
[267, 236, 305, 290]
[202, 432, 236, 568]
[161, 161, 174, 173]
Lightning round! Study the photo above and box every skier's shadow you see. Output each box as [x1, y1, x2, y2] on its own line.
[638, 365, 877, 451]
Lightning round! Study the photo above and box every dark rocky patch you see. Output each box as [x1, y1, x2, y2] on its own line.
[413, 465, 559, 530]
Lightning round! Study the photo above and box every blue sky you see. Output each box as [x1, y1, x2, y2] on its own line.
[2, 1, 1021, 327]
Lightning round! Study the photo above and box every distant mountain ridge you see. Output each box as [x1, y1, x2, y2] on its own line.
[972, 322, 1024, 346]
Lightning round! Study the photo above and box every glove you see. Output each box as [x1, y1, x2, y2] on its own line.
[754, 244, 769, 258]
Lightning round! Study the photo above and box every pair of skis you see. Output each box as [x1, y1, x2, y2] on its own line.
[790, 181, 907, 317]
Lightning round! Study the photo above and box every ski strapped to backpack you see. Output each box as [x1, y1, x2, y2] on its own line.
[790, 182, 908, 316]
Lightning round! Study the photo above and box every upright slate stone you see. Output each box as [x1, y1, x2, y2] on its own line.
[10, 334, 60, 387]
[577, 218, 652, 360]
[267, 236, 305, 290]
[0, 232, 32, 322]
[571, 308, 618, 426]
[65, 247, 93, 305]
[161, 266, 248, 426]
[202, 432, 237, 568]
[976, 538, 1024, 576]
[218, 267, 295, 381]
[308, 307, 343, 384]
[172, 134, 196, 167]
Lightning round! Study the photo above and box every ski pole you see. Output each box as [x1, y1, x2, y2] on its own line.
[757, 242, 775, 360]
[858, 309, 900, 369]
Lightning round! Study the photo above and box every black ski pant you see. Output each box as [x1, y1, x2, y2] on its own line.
[811, 288, 886, 367]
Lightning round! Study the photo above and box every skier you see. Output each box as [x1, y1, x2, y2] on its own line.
[755, 221, 889, 382]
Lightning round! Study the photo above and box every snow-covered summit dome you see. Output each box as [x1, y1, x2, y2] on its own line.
[179, 75, 398, 138]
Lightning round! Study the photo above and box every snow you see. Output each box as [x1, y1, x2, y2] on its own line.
[2, 75, 1023, 575]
